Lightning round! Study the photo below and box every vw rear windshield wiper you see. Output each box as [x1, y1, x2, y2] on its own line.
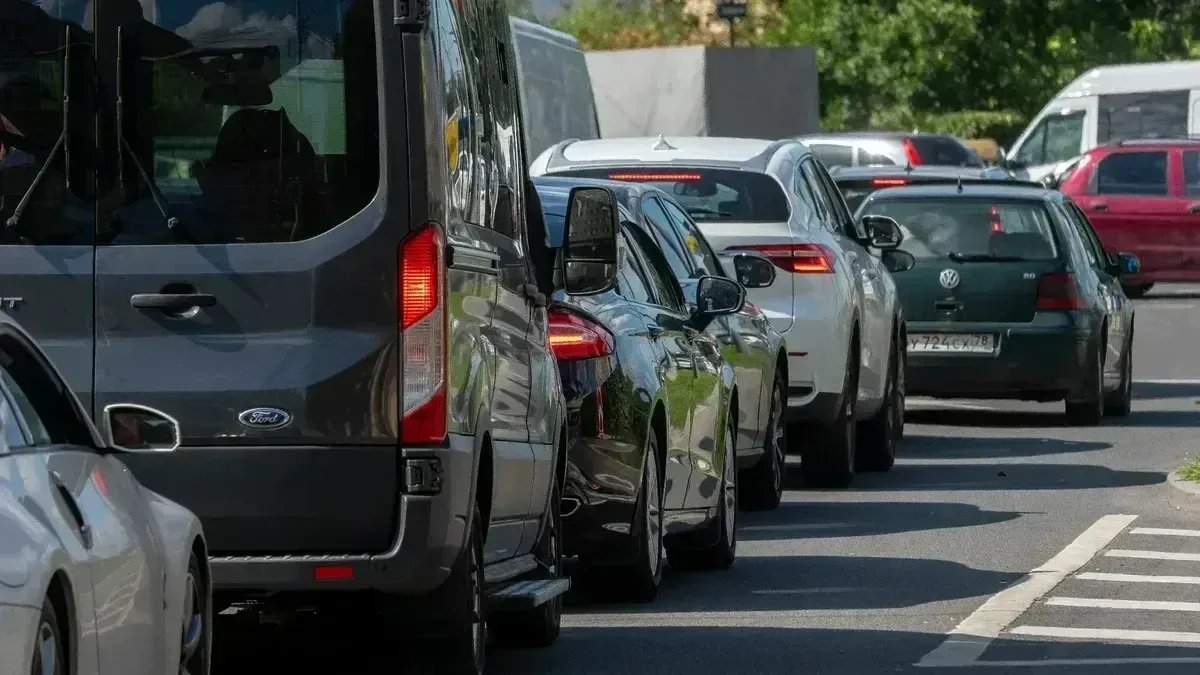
[947, 252, 1027, 263]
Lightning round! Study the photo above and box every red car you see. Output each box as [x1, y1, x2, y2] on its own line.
[1057, 138, 1200, 298]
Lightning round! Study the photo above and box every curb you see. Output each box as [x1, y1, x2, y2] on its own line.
[1168, 472, 1200, 497]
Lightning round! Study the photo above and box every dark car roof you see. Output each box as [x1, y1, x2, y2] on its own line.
[864, 183, 1059, 202]
[532, 175, 659, 246]
[830, 165, 1017, 181]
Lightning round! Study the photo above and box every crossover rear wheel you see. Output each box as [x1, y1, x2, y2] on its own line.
[802, 340, 858, 488]
[857, 335, 900, 472]
[31, 599, 64, 675]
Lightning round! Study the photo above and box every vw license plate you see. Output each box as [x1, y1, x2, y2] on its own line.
[907, 333, 995, 354]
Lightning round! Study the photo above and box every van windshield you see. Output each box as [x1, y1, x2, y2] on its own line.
[862, 198, 1059, 261]
[558, 167, 791, 223]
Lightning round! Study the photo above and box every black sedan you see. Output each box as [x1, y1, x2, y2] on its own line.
[534, 177, 745, 601]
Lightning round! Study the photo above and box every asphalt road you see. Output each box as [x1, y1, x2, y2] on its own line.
[214, 285, 1200, 674]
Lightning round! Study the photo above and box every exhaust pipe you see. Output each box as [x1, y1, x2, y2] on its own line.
[560, 497, 581, 518]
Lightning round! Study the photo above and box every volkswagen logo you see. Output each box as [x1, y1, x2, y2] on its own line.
[939, 268, 961, 290]
[238, 407, 292, 430]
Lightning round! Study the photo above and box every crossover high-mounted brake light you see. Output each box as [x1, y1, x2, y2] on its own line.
[607, 172, 703, 182]
[1036, 272, 1087, 311]
[549, 308, 614, 360]
[399, 223, 447, 444]
[727, 243, 836, 274]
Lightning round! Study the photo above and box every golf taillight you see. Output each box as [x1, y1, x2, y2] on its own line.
[727, 243, 836, 274]
[549, 308, 613, 360]
[399, 223, 447, 444]
[1036, 272, 1086, 311]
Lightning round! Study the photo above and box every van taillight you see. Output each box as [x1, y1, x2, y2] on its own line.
[727, 243, 835, 274]
[400, 223, 447, 444]
[549, 308, 613, 360]
[902, 138, 922, 165]
[1036, 272, 1086, 311]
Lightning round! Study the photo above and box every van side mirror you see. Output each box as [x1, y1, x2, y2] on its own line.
[102, 404, 181, 453]
[732, 253, 776, 288]
[561, 187, 620, 295]
[860, 214, 903, 250]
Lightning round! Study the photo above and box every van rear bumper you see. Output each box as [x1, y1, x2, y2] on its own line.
[133, 435, 476, 596]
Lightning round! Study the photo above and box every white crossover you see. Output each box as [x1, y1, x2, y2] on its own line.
[531, 136, 907, 487]
[0, 315, 210, 675]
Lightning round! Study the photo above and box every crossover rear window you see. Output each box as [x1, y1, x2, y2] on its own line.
[908, 137, 984, 167]
[862, 198, 1059, 261]
[558, 167, 790, 223]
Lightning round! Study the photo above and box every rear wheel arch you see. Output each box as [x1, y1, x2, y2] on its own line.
[649, 403, 668, 492]
[775, 349, 788, 385]
[45, 571, 73, 675]
[476, 432, 494, 541]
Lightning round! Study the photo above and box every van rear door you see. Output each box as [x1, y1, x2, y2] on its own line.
[89, 2, 400, 556]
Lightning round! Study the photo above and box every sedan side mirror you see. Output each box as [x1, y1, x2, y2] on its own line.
[1117, 252, 1141, 276]
[562, 186, 620, 295]
[689, 276, 745, 330]
[102, 403, 181, 453]
[732, 253, 776, 288]
[860, 214, 904, 250]
[880, 249, 916, 273]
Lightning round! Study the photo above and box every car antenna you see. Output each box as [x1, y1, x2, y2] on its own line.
[652, 134, 677, 151]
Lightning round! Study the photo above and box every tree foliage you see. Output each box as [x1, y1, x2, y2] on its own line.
[552, 0, 1200, 142]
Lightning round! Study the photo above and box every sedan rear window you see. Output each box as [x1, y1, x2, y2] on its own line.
[558, 167, 790, 223]
[862, 198, 1059, 261]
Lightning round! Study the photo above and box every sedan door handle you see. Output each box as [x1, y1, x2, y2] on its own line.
[1091, 202, 1109, 212]
[130, 293, 216, 311]
[50, 471, 92, 549]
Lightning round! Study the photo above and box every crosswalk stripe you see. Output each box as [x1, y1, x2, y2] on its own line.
[1131, 527, 1200, 538]
[1047, 597, 1200, 612]
[1078, 572, 1200, 585]
[1106, 549, 1200, 562]
[1010, 626, 1200, 644]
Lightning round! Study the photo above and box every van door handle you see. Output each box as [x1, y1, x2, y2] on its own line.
[520, 283, 547, 307]
[130, 293, 216, 311]
[1091, 202, 1109, 212]
[50, 471, 92, 549]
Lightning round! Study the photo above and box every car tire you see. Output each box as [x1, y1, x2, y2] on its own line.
[669, 413, 738, 570]
[802, 340, 858, 489]
[1104, 331, 1134, 417]
[31, 599, 65, 675]
[738, 371, 786, 511]
[614, 434, 664, 603]
[1122, 282, 1152, 299]
[857, 335, 900, 472]
[491, 479, 563, 648]
[1065, 344, 1104, 426]
[179, 553, 210, 675]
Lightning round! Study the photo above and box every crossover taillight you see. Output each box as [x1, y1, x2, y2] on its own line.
[727, 243, 836, 274]
[549, 308, 613, 360]
[1036, 272, 1086, 311]
[399, 223, 447, 444]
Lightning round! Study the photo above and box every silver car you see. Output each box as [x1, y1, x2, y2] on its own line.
[0, 316, 209, 675]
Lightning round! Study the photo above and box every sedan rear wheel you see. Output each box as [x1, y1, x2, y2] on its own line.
[669, 415, 738, 570]
[31, 600, 64, 675]
[615, 434, 664, 603]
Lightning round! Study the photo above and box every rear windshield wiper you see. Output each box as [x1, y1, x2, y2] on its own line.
[947, 252, 1027, 263]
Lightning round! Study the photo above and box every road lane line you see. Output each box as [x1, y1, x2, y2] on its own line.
[1078, 572, 1200, 585]
[1010, 626, 1200, 644]
[956, 657, 1200, 667]
[1107, 550, 1200, 562]
[1135, 378, 1200, 384]
[1131, 527, 1200, 537]
[1047, 597, 1200, 612]
[915, 514, 1138, 668]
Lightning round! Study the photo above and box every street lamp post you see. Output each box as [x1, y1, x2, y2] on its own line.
[716, 1, 748, 48]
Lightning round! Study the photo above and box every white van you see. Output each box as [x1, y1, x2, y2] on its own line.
[1006, 60, 1200, 180]
[510, 17, 601, 160]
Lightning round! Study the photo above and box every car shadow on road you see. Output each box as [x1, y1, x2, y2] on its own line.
[837, 462, 1166, 492]
[901, 434, 1110, 459]
[907, 407, 1199, 428]
[735, 500, 1020, 542]
[1134, 381, 1200, 400]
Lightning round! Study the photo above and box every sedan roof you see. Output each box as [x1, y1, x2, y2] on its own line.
[864, 183, 1058, 202]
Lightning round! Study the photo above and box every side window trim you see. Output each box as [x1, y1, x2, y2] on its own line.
[640, 195, 698, 279]
[659, 198, 726, 277]
[798, 158, 833, 227]
[615, 227, 656, 305]
[625, 223, 688, 315]
[1067, 200, 1114, 268]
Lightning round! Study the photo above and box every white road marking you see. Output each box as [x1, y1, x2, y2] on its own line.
[1107, 549, 1200, 562]
[915, 514, 1138, 668]
[905, 399, 995, 411]
[956, 657, 1200, 667]
[1078, 572, 1200, 585]
[1131, 527, 1200, 538]
[1047, 597, 1200, 612]
[1134, 378, 1200, 384]
[750, 587, 856, 595]
[1010, 625, 1200, 644]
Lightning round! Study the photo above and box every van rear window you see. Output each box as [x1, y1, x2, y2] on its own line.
[862, 198, 1059, 261]
[558, 167, 791, 223]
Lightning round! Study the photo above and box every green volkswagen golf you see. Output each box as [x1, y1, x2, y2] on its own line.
[854, 183, 1139, 425]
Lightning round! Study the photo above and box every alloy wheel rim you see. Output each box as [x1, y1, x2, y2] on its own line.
[179, 573, 203, 675]
[35, 621, 57, 675]
[724, 426, 737, 543]
[771, 386, 785, 494]
[646, 453, 661, 577]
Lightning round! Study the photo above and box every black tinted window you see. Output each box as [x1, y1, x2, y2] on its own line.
[564, 167, 789, 223]
[103, 0, 379, 245]
[1095, 152, 1169, 196]
[1185, 151, 1200, 197]
[641, 198, 695, 280]
[908, 137, 983, 167]
[625, 225, 684, 312]
[660, 199, 723, 276]
[865, 198, 1059, 261]
[807, 143, 854, 169]
[0, 335, 87, 446]
[1098, 91, 1190, 143]
[616, 231, 653, 303]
